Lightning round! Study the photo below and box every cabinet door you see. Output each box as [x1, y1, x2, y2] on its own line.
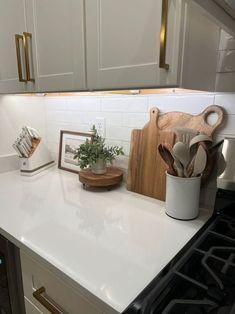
[25, 297, 44, 314]
[85, 0, 183, 90]
[0, 0, 29, 93]
[21, 251, 103, 314]
[25, 0, 86, 92]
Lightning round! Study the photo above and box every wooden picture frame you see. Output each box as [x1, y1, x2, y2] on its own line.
[58, 130, 93, 174]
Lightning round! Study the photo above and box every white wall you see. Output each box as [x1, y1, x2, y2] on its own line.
[0, 91, 235, 208]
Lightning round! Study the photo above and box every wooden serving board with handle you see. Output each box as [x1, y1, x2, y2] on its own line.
[127, 108, 175, 201]
[157, 105, 224, 136]
[127, 105, 224, 201]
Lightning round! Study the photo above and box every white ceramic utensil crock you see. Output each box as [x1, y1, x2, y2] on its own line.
[165, 173, 201, 220]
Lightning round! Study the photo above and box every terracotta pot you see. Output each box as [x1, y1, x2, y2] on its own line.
[91, 159, 107, 174]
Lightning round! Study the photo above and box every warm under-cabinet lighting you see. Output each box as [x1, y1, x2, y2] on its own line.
[11, 88, 206, 97]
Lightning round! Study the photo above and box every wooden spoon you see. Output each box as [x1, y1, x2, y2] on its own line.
[208, 139, 224, 157]
[172, 142, 190, 177]
[158, 144, 177, 176]
[191, 144, 207, 177]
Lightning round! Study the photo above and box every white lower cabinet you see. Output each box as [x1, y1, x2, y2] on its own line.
[20, 251, 114, 314]
[24, 297, 44, 314]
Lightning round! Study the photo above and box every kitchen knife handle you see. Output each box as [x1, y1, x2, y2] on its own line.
[33, 287, 65, 314]
[23, 32, 35, 82]
[15, 34, 27, 82]
[159, 0, 169, 70]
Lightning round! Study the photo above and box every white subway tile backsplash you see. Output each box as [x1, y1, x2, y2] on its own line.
[64, 123, 91, 133]
[214, 93, 235, 114]
[101, 96, 148, 112]
[123, 113, 148, 128]
[105, 139, 123, 148]
[45, 97, 67, 111]
[46, 141, 59, 154]
[46, 122, 69, 143]
[122, 141, 131, 156]
[46, 110, 72, 123]
[215, 114, 235, 135]
[101, 112, 123, 126]
[1, 90, 235, 210]
[106, 126, 132, 141]
[66, 97, 101, 111]
[67, 111, 96, 125]
[113, 155, 129, 170]
[148, 94, 215, 114]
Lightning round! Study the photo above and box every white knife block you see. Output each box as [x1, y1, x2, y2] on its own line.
[20, 139, 55, 176]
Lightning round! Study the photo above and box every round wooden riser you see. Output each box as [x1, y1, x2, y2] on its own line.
[79, 167, 123, 189]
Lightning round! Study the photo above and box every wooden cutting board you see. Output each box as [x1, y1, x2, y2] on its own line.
[127, 108, 175, 201]
[157, 105, 224, 136]
[127, 105, 224, 201]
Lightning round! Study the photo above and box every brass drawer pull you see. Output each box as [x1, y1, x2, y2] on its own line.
[15, 34, 27, 82]
[23, 32, 35, 82]
[159, 0, 169, 70]
[33, 286, 66, 314]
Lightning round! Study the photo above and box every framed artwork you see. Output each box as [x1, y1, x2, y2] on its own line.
[58, 130, 93, 173]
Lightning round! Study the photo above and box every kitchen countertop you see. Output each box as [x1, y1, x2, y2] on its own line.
[0, 167, 212, 313]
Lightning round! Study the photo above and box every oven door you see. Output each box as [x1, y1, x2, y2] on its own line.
[0, 235, 25, 314]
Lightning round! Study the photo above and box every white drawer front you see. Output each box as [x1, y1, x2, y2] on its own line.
[25, 297, 44, 314]
[21, 251, 102, 314]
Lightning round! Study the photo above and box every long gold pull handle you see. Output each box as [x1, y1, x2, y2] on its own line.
[33, 287, 65, 314]
[23, 32, 35, 82]
[15, 34, 27, 82]
[159, 0, 169, 70]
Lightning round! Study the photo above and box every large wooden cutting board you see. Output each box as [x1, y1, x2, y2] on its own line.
[127, 108, 175, 201]
[127, 105, 224, 201]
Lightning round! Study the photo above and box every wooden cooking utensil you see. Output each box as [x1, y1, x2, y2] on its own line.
[174, 127, 199, 144]
[172, 142, 190, 177]
[127, 105, 224, 201]
[201, 139, 224, 184]
[208, 139, 224, 156]
[192, 144, 207, 177]
[158, 144, 177, 176]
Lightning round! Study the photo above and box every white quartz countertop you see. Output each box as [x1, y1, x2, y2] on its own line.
[0, 167, 211, 313]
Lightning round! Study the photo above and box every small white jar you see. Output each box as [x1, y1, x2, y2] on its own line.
[165, 173, 201, 220]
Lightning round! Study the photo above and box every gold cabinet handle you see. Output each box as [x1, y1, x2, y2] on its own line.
[15, 34, 27, 82]
[33, 287, 66, 314]
[159, 0, 169, 70]
[23, 32, 35, 82]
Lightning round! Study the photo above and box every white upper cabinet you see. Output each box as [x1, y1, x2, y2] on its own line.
[0, 0, 229, 93]
[25, 0, 86, 92]
[0, 0, 86, 94]
[0, 0, 31, 93]
[85, 0, 183, 90]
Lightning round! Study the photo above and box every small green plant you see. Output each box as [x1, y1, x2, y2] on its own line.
[74, 125, 124, 169]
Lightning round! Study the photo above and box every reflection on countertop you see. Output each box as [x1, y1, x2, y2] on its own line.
[0, 167, 212, 312]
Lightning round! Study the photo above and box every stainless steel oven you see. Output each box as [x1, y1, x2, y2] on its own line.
[0, 235, 25, 314]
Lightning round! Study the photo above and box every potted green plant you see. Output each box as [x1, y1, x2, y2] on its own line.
[74, 125, 124, 174]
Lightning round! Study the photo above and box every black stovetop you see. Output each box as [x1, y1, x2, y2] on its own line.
[123, 189, 235, 314]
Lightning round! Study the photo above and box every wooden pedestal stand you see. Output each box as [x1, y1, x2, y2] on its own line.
[79, 167, 123, 190]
